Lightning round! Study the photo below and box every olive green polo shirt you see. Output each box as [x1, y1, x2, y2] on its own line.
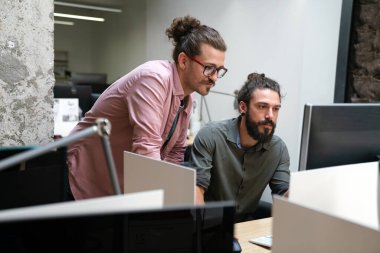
[188, 117, 290, 222]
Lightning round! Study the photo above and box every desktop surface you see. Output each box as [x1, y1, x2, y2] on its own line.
[234, 218, 272, 253]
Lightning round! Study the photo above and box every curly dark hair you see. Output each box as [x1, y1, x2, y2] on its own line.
[165, 15, 227, 63]
[237, 73, 283, 106]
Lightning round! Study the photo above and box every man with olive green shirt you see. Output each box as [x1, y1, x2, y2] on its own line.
[187, 73, 290, 222]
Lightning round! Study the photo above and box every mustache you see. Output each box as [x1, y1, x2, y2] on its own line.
[206, 78, 215, 86]
[257, 119, 275, 126]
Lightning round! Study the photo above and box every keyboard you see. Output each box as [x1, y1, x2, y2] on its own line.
[249, 235, 272, 248]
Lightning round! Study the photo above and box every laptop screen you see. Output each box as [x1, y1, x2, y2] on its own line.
[124, 151, 196, 206]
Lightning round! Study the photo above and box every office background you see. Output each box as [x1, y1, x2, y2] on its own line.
[54, 0, 343, 174]
[1, 0, 346, 202]
[1, 3, 380, 251]
[2, 0, 345, 193]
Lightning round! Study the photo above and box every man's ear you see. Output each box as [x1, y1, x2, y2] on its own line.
[239, 101, 247, 115]
[178, 52, 188, 70]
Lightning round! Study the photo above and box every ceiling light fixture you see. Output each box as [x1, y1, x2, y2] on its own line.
[54, 13, 105, 22]
[54, 1, 122, 13]
[54, 20, 75, 26]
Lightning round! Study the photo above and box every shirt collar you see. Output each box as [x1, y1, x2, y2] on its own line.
[171, 61, 185, 100]
[226, 117, 240, 144]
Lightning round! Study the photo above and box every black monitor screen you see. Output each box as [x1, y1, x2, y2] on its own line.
[0, 201, 235, 253]
[299, 104, 380, 170]
[71, 72, 108, 93]
[0, 147, 68, 209]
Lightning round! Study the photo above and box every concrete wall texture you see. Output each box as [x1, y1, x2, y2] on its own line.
[0, 0, 54, 146]
[347, 0, 380, 102]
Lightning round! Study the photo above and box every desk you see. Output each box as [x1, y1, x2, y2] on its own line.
[234, 217, 272, 253]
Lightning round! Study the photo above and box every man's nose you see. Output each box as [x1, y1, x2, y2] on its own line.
[209, 71, 218, 83]
[265, 108, 274, 119]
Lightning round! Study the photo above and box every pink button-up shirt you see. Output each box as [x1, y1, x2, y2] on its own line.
[67, 60, 193, 199]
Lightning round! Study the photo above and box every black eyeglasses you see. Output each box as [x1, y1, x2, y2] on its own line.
[187, 55, 228, 78]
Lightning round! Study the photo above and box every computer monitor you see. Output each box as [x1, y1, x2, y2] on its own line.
[0, 146, 69, 209]
[0, 200, 235, 253]
[53, 85, 93, 116]
[298, 103, 380, 171]
[70, 72, 108, 93]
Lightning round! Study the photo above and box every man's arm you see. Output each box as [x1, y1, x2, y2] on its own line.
[196, 185, 205, 205]
[269, 140, 290, 196]
[187, 126, 215, 204]
[127, 73, 168, 159]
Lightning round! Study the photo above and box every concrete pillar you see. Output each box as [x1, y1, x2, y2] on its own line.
[0, 0, 54, 146]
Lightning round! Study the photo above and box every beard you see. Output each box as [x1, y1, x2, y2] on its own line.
[204, 78, 215, 93]
[197, 79, 214, 96]
[245, 110, 276, 143]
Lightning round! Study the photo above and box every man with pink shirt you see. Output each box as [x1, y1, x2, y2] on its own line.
[67, 15, 228, 200]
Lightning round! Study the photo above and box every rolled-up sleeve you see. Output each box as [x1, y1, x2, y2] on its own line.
[188, 126, 215, 189]
[126, 72, 168, 159]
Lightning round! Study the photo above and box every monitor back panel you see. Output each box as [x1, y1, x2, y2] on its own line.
[124, 151, 195, 206]
[299, 103, 380, 171]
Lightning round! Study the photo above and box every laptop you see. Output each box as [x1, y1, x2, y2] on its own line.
[123, 151, 196, 206]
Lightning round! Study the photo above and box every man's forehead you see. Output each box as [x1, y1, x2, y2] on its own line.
[251, 88, 281, 103]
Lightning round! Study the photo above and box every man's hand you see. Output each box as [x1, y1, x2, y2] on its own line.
[196, 185, 205, 205]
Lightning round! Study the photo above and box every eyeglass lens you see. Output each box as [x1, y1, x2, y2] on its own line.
[204, 66, 227, 78]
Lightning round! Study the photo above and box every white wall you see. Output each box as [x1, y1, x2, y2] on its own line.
[55, 19, 95, 73]
[92, 0, 147, 83]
